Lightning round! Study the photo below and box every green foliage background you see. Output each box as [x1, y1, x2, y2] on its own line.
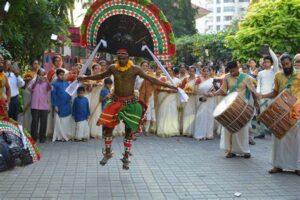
[226, 0, 300, 61]
[152, 0, 197, 37]
[0, 0, 74, 65]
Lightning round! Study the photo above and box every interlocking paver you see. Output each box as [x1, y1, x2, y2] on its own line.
[0, 135, 299, 200]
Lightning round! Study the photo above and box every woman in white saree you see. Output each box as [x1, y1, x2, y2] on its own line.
[156, 68, 181, 137]
[181, 67, 200, 137]
[194, 67, 216, 140]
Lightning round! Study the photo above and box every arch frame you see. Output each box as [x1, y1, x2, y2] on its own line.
[81, 0, 176, 60]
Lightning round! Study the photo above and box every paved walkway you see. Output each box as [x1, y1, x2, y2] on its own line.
[0, 135, 299, 200]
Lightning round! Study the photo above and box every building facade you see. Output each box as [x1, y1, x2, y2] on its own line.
[193, 0, 250, 33]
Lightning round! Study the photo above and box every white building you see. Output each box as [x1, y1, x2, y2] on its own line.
[192, 0, 250, 34]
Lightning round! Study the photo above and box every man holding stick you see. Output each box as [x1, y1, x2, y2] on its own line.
[78, 49, 177, 170]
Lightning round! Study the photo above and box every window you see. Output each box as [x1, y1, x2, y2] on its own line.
[216, 25, 221, 31]
[217, 7, 221, 13]
[224, 6, 235, 12]
[239, 7, 246, 12]
[224, 0, 235, 3]
[216, 0, 221, 3]
[239, 0, 249, 2]
[216, 16, 221, 22]
[224, 16, 233, 21]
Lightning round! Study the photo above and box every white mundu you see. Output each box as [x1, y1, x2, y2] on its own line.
[272, 122, 300, 170]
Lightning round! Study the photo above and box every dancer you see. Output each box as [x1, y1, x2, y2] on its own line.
[78, 49, 177, 170]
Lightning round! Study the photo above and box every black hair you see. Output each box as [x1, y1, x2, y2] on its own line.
[92, 63, 100, 71]
[56, 68, 65, 76]
[172, 67, 179, 75]
[77, 86, 85, 94]
[30, 59, 39, 66]
[226, 61, 238, 70]
[242, 64, 249, 70]
[189, 66, 196, 72]
[140, 60, 150, 66]
[104, 77, 113, 85]
[280, 53, 293, 62]
[263, 55, 273, 64]
[99, 60, 107, 65]
[52, 55, 61, 63]
[248, 58, 256, 63]
[202, 66, 212, 71]
[85, 68, 91, 76]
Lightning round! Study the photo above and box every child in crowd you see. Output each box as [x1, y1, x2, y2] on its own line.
[100, 78, 113, 110]
[51, 69, 74, 142]
[72, 86, 90, 141]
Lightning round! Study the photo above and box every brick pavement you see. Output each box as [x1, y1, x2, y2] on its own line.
[0, 135, 299, 200]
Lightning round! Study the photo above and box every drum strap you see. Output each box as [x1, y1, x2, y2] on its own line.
[229, 73, 250, 100]
[285, 73, 296, 89]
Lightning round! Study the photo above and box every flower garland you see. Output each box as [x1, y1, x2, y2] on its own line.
[115, 60, 133, 72]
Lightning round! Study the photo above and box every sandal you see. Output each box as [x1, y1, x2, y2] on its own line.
[226, 153, 236, 158]
[243, 153, 251, 159]
[268, 167, 283, 174]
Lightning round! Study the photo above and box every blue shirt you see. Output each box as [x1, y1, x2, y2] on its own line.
[51, 80, 72, 117]
[72, 96, 90, 122]
[100, 86, 110, 110]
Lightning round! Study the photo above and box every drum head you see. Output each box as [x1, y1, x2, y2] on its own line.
[213, 92, 239, 117]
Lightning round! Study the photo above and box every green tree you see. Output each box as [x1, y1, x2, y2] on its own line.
[152, 0, 197, 37]
[175, 21, 237, 65]
[226, 0, 300, 61]
[0, 0, 74, 65]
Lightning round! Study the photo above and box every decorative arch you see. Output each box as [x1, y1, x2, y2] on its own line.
[81, 0, 176, 60]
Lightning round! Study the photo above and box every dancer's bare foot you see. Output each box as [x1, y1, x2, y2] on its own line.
[99, 152, 113, 166]
[268, 167, 283, 174]
[121, 154, 130, 170]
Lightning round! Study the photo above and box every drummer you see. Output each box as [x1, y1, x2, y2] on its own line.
[207, 61, 259, 159]
[259, 54, 300, 175]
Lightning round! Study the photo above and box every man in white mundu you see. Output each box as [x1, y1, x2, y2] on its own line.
[255, 48, 279, 139]
[180, 67, 200, 137]
[208, 61, 259, 158]
[260, 54, 300, 175]
[156, 68, 181, 137]
[194, 67, 216, 140]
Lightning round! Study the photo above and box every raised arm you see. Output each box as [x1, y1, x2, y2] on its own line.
[269, 47, 279, 73]
[78, 67, 112, 82]
[136, 67, 177, 90]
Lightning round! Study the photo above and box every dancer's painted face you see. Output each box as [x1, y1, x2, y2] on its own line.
[117, 54, 129, 67]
